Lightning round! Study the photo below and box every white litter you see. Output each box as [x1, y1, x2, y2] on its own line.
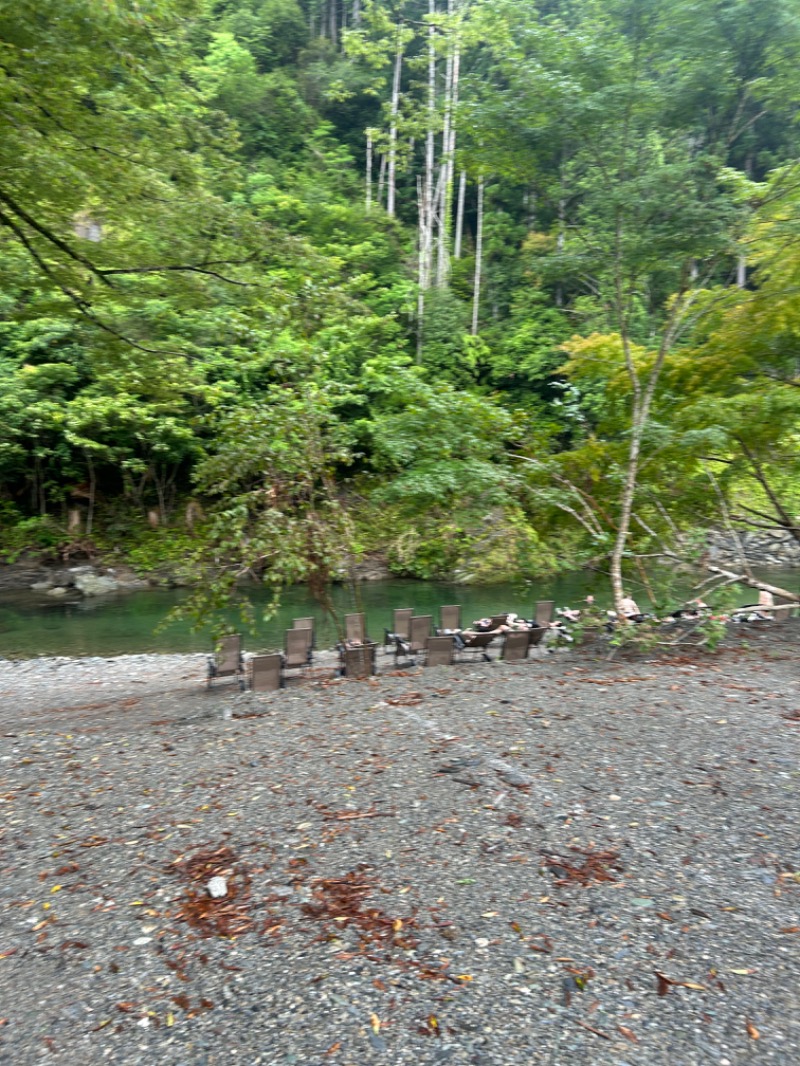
[207, 876, 228, 899]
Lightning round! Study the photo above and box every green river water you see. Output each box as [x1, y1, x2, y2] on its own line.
[1, 568, 797, 659]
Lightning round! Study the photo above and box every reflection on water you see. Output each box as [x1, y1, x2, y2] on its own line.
[0, 568, 797, 659]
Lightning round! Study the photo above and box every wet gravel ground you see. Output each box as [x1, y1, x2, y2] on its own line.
[0, 624, 798, 1065]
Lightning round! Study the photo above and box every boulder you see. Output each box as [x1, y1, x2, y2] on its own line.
[73, 572, 119, 597]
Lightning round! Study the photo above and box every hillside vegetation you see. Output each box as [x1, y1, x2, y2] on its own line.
[1, 0, 799, 614]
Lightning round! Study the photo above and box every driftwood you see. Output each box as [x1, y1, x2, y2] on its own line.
[706, 566, 799, 604]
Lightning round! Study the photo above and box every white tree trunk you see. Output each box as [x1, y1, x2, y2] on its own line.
[386, 38, 403, 218]
[471, 175, 484, 335]
[377, 153, 386, 208]
[365, 131, 372, 213]
[423, 0, 436, 287]
[436, 10, 460, 287]
[555, 194, 565, 307]
[454, 169, 466, 258]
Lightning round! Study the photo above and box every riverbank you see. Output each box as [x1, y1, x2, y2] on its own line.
[1, 623, 798, 1065]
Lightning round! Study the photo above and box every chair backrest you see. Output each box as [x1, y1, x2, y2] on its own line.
[528, 625, 547, 647]
[489, 614, 509, 629]
[250, 653, 282, 692]
[285, 628, 311, 668]
[502, 631, 530, 661]
[409, 614, 432, 650]
[293, 617, 315, 645]
[345, 612, 367, 643]
[342, 644, 376, 679]
[439, 604, 461, 631]
[462, 631, 495, 649]
[425, 635, 454, 667]
[392, 608, 413, 639]
[535, 600, 554, 627]
[216, 634, 242, 677]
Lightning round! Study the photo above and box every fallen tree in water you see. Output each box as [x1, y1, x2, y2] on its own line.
[703, 566, 799, 604]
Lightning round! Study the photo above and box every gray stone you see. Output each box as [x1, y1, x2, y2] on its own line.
[73, 572, 119, 596]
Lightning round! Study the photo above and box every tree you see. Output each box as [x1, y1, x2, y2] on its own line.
[469, 0, 791, 610]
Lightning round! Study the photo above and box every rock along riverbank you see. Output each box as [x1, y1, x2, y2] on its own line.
[0, 622, 798, 1065]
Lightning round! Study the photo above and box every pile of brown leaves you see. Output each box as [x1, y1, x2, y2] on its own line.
[542, 846, 623, 886]
[170, 843, 254, 938]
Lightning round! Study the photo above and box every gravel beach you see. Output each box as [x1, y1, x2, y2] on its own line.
[1, 623, 798, 1066]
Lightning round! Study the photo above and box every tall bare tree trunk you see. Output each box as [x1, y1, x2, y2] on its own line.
[377, 153, 386, 208]
[555, 195, 565, 307]
[417, 1, 437, 356]
[386, 36, 403, 218]
[471, 175, 484, 335]
[436, 5, 460, 287]
[366, 131, 373, 213]
[352, 0, 361, 27]
[454, 169, 466, 258]
[329, 0, 337, 46]
[423, 0, 436, 286]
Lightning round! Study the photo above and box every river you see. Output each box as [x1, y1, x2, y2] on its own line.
[1, 567, 797, 660]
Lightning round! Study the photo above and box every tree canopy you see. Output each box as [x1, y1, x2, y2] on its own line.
[1, 0, 799, 615]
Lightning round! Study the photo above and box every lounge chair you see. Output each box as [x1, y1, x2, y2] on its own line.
[528, 625, 547, 647]
[207, 634, 244, 690]
[293, 617, 315, 647]
[250, 653, 283, 692]
[345, 612, 369, 644]
[502, 631, 530, 662]
[425, 635, 455, 667]
[535, 600, 554, 628]
[341, 643, 377, 679]
[439, 604, 462, 632]
[284, 628, 312, 677]
[457, 631, 496, 662]
[385, 608, 413, 649]
[393, 614, 432, 666]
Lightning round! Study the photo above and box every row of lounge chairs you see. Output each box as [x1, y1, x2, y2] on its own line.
[207, 601, 557, 693]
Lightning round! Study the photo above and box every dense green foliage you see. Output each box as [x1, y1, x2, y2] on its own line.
[1, 0, 798, 612]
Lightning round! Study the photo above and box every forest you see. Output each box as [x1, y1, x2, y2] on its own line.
[1, 0, 799, 616]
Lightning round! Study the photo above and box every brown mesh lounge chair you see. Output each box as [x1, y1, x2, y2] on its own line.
[439, 604, 462, 632]
[457, 631, 496, 662]
[535, 601, 554, 628]
[250, 653, 283, 692]
[385, 608, 413, 649]
[341, 643, 377, 679]
[527, 625, 547, 647]
[345, 612, 368, 644]
[502, 631, 530, 662]
[425, 635, 455, 667]
[207, 634, 244, 690]
[293, 617, 315, 647]
[393, 614, 432, 666]
[284, 628, 312, 677]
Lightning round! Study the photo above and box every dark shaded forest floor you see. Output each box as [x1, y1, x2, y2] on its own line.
[1, 623, 798, 1065]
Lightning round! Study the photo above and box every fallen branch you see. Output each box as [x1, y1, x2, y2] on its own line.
[706, 566, 799, 603]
